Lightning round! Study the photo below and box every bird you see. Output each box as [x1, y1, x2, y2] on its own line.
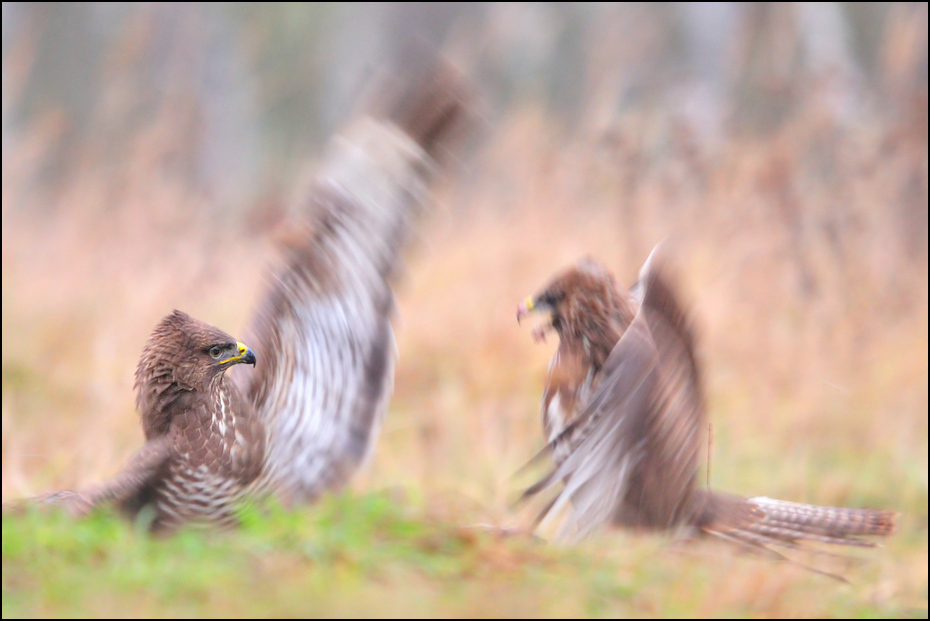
[515, 250, 897, 554]
[39, 311, 265, 531]
[12, 61, 473, 530]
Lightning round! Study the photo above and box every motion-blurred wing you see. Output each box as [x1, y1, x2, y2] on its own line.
[526, 257, 705, 538]
[524, 314, 662, 539]
[9, 436, 174, 518]
[89, 436, 173, 515]
[622, 257, 705, 527]
[241, 65, 471, 502]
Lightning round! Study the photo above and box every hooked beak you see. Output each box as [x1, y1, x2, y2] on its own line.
[220, 342, 257, 367]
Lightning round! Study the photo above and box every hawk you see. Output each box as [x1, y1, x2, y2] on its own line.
[17, 63, 472, 530]
[516, 251, 896, 551]
[43, 311, 265, 531]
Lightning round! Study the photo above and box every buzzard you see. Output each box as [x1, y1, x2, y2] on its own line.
[516, 251, 896, 551]
[16, 63, 472, 529]
[39, 311, 265, 531]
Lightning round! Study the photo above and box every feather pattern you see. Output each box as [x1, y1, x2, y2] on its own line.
[46, 310, 269, 531]
[242, 66, 471, 502]
[518, 251, 896, 550]
[11, 66, 472, 530]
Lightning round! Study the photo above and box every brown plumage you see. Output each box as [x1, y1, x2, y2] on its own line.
[516, 251, 896, 551]
[241, 62, 472, 503]
[15, 62, 473, 529]
[43, 311, 263, 531]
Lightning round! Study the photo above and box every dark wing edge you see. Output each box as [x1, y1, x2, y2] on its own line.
[632, 251, 707, 526]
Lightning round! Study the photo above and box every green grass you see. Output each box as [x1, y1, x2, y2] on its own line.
[3, 493, 591, 617]
[2, 64, 926, 617]
[3, 491, 926, 618]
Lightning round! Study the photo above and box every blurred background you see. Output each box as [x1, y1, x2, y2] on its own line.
[2, 0, 926, 578]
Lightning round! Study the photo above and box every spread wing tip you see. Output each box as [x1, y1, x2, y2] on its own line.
[366, 58, 478, 163]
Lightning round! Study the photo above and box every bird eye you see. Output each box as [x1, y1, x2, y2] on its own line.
[209, 346, 222, 359]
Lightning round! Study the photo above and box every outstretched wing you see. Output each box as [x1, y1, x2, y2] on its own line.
[85, 435, 173, 515]
[4, 436, 173, 519]
[525, 257, 706, 538]
[623, 258, 706, 526]
[241, 65, 472, 502]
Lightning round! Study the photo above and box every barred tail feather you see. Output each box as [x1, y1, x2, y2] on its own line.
[742, 497, 897, 546]
[700, 493, 897, 551]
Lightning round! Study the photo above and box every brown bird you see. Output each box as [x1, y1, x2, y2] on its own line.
[16, 62, 472, 530]
[43, 311, 264, 531]
[516, 251, 896, 552]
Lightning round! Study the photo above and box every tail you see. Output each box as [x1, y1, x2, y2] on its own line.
[695, 490, 897, 550]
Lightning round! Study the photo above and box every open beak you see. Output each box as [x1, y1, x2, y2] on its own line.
[516, 296, 535, 324]
[516, 296, 554, 343]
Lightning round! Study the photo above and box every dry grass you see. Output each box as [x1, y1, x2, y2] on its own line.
[3, 81, 928, 615]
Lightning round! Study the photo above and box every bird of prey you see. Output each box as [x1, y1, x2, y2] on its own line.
[515, 251, 896, 552]
[40, 311, 265, 531]
[16, 63, 472, 530]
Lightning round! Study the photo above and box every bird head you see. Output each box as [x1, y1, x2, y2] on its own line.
[139, 310, 255, 378]
[517, 258, 633, 346]
[135, 310, 256, 438]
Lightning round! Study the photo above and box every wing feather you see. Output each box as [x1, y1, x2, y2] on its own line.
[524, 257, 706, 537]
[242, 65, 471, 502]
[7, 436, 174, 519]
